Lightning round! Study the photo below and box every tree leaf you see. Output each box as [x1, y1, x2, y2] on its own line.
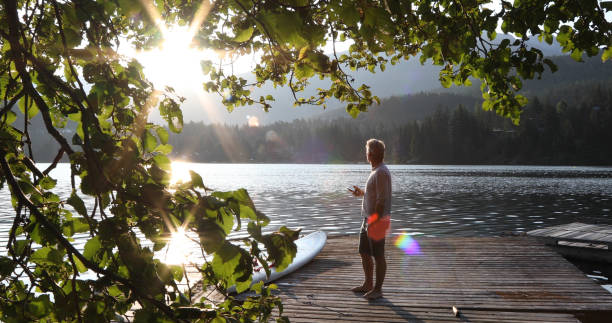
[62, 217, 90, 237]
[27, 295, 53, 318]
[72, 253, 87, 273]
[31, 247, 63, 265]
[189, 170, 205, 188]
[234, 27, 254, 42]
[602, 47, 612, 62]
[39, 176, 57, 190]
[0, 256, 16, 277]
[67, 190, 87, 217]
[143, 130, 157, 153]
[570, 48, 583, 62]
[83, 236, 102, 263]
[155, 127, 169, 144]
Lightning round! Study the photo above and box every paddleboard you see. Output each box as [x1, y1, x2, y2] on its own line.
[228, 230, 327, 293]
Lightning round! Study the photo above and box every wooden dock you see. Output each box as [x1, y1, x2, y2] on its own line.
[528, 222, 612, 263]
[264, 235, 612, 322]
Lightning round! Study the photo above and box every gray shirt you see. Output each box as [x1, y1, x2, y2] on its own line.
[361, 163, 392, 219]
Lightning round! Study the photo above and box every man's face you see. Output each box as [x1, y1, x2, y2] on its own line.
[366, 149, 371, 163]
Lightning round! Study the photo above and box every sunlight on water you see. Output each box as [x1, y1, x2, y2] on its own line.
[2, 164, 612, 257]
[170, 161, 192, 185]
[161, 227, 200, 265]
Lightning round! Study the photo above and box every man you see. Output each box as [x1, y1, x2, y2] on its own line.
[349, 139, 392, 300]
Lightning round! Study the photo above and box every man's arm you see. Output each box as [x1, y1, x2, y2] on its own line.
[350, 185, 364, 197]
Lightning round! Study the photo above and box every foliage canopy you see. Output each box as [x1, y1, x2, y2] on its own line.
[0, 0, 610, 322]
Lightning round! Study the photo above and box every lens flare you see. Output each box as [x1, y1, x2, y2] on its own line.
[247, 115, 260, 127]
[394, 233, 421, 255]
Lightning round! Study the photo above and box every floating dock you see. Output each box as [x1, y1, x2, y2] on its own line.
[266, 235, 612, 322]
[528, 222, 612, 263]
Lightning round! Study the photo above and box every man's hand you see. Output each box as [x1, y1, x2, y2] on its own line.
[348, 185, 364, 197]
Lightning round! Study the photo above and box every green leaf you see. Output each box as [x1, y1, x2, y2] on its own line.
[13, 239, 28, 257]
[234, 26, 254, 42]
[0, 256, 16, 277]
[67, 190, 87, 217]
[27, 295, 52, 318]
[201, 60, 213, 75]
[152, 154, 171, 171]
[72, 254, 87, 273]
[261, 230, 298, 271]
[440, 75, 452, 88]
[64, 27, 82, 48]
[340, 5, 360, 26]
[3, 110, 17, 124]
[154, 144, 173, 154]
[189, 170, 205, 188]
[107, 285, 123, 298]
[602, 47, 612, 62]
[212, 189, 257, 220]
[83, 236, 102, 263]
[211, 242, 241, 281]
[143, 130, 157, 152]
[62, 217, 90, 237]
[155, 127, 169, 144]
[197, 219, 226, 254]
[118, 0, 141, 15]
[346, 104, 360, 118]
[570, 48, 583, 62]
[31, 247, 63, 265]
[39, 176, 57, 190]
[170, 265, 184, 281]
[235, 276, 252, 294]
[211, 317, 226, 323]
[542, 58, 557, 73]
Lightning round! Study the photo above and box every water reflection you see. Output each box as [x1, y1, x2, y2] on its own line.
[1, 164, 612, 249]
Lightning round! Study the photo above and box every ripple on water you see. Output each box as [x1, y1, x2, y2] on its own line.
[2, 164, 612, 257]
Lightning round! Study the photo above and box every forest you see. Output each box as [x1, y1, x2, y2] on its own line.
[168, 80, 612, 165]
[26, 79, 612, 165]
[24, 53, 612, 166]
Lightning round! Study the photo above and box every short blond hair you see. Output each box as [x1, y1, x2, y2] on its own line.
[366, 139, 385, 163]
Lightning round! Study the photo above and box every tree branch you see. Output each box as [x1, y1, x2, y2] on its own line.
[3, 0, 75, 155]
[0, 149, 178, 320]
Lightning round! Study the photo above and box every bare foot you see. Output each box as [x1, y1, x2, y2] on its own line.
[351, 285, 372, 293]
[364, 289, 383, 299]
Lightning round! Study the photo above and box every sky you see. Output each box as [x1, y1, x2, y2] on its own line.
[120, 1, 612, 126]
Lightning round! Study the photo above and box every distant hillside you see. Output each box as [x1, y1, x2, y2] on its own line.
[166, 81, 612, 165]
[318, 53, 612, 124]
[317, 93, 481, 126]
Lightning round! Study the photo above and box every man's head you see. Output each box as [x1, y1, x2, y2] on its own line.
[366, 139, 385, 165]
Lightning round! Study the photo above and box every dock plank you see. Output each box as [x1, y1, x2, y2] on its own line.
[528, 222, 612, 244]
[268, 236, 612, 322]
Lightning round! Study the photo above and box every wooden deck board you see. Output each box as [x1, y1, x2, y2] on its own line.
[267, 235, 612, 322]
[528, 222, 612, 245]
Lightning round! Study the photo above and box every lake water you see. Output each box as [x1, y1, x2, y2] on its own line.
[2, 164, 612, 248]
[2, 163, 612, 285]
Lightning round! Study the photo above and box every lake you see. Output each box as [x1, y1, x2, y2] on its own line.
[2, 163, 612, 248]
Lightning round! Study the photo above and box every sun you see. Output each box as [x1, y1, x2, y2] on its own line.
[135, 26, 217, 90]
[163, 227, 195, 265]
[169, 161, 192, 185]
[131, 26, 257, 91]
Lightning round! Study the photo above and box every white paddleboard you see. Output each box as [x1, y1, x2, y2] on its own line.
[229, 230, 327, 293]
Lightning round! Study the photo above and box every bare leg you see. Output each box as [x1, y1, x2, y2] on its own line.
[364, 255, 386, 299]
[351, 253, 374, 292]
